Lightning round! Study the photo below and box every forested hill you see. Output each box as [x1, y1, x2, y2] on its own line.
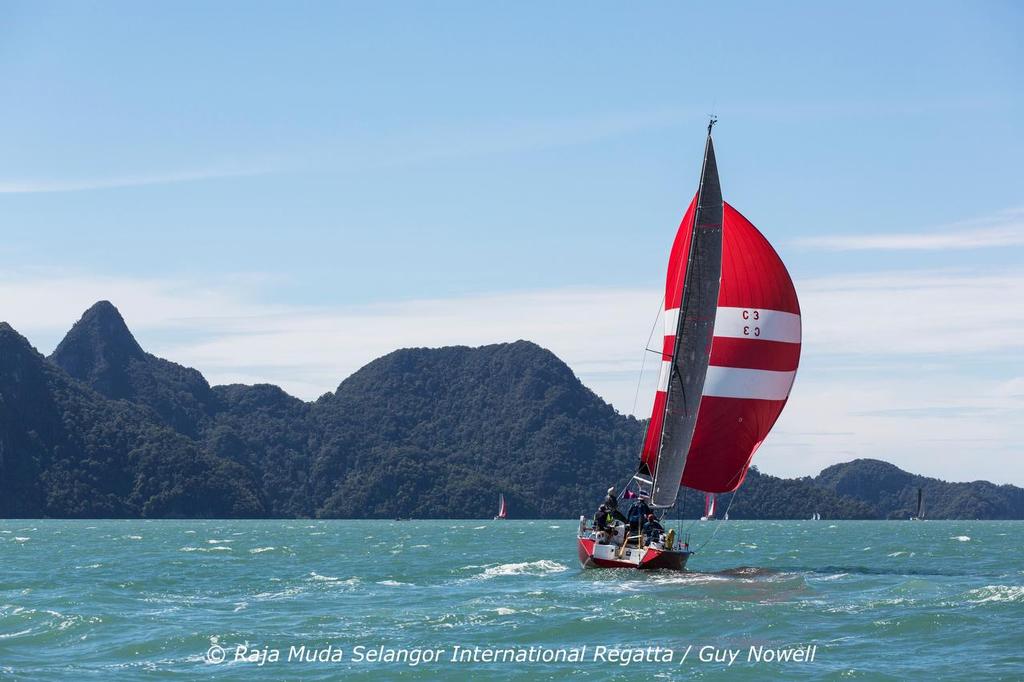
[2, 302, 1021, 519]
[815, 459, 1024, 520]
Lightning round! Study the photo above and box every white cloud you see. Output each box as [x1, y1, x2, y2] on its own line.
[2, 265, 1022, 484]
[799, 268, 1024, 355]
[797, 208, 1024, 251]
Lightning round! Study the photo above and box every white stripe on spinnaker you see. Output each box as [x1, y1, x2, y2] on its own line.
[712, 307, 801, 344]
[664, 307, 680, 337]
[657, 360, 672, 392]
[702, 366, 796, 400]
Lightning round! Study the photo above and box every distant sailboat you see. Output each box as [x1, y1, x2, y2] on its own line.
[810, 512, 820, 521]
[910, 488, 924, 521]
[723, 511, 729, 521]
[494, 494, 508, 520]
[700, 493, 717, 521]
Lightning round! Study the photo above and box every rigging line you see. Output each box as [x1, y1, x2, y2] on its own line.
[630, 294, 666, 417]
[673, 488, 701, 547]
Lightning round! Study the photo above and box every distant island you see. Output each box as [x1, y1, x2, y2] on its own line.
[2, 301, 1022, 520]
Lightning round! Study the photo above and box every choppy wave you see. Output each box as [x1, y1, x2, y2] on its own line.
[965, 585, 1024, 604]
[951, 535, 971, 542]
[478, 560, 569, 579]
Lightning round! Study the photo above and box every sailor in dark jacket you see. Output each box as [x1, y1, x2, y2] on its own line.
[642, 513, 665, 545]
[627, 494, 654, 540]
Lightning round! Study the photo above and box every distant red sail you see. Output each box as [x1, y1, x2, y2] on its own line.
[641, 201, 800, 495]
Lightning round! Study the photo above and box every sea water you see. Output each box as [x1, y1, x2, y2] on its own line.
[1, 520, 1021, 680]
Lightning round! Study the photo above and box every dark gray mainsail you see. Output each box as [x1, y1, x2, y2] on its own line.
[650, 127, 724, 509]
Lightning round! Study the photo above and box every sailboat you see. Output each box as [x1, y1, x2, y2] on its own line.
[577, 120, 802, 570]
[810, 512, 820, 521]
[494, 494, 508, 520]
[910, 487, 924, 521]
[700, 493, 716, 521]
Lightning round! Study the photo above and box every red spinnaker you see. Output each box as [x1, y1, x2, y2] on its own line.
[641, 200, 801, 494]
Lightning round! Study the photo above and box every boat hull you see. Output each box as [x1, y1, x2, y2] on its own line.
[577, 537, 690, 571]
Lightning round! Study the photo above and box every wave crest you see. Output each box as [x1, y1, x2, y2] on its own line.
[479, 560, 568, 579]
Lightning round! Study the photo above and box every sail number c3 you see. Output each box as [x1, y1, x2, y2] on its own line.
[742, 309, 760, 337]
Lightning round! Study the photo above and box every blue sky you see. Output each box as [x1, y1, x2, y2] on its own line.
[2, 2, 1022, 484]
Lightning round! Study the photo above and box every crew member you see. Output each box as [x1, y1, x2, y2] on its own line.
[603, 486, 627, 522]
[627, 493, 653, 543]
[642, 513, 664, 546]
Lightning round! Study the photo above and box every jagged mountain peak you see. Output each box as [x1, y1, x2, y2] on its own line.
[50, 301, 145, 377]
[48, 302, 213, 434]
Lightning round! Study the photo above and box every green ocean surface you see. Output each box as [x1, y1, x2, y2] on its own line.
[1, 520, 1021, 680]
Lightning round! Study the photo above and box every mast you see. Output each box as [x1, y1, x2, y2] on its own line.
[649, 120, 724, 508]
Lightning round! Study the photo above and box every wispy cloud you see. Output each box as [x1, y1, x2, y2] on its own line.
[0, 165, 273, 194]
[800, 268, 1024, 355]
[797, 208, 1024, 251]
